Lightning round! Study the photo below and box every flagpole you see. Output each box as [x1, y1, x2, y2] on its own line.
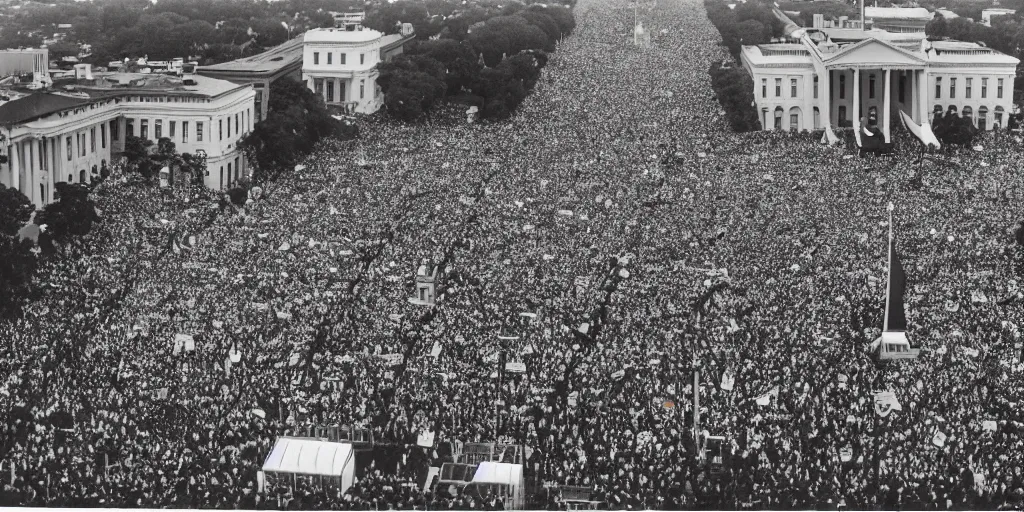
[883, 203, 894, 332]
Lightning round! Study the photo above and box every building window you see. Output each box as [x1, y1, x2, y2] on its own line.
[197, 122, 204, 142]
[935, 77, 942, 99]
[898, 76, 905, 103]
[933, 105, 943, 121]
[183, 121, 189, 143]
[839, 75, 846, 99]
[220, 166, 224, 189]
[66, 136, 72, 161]
[315, 79, 324, 97]
[126, 119, 134, 138]
[997, 78, 1004, 98]
[360, 80, 365, 99]
[978, 106, 988, 130]
[141, 119, 149, 139]
[155, 119, 162, 139]
[813, 75, 818, 99]
[90, 127, 96, 153]
[327, 80, 334, 102]
[790, 78, 797, 98]
[360, 53, 365, 65]
[327, 53, 332, 65]
[869, 74, 875, 98]
[762, 78, 767, 98]
[775, 78, 781, 97]
[110, 120, 119, 141]
[80, 134, 85, 156]
[774, 106, 783, 129]
[101, 124, 107, 148]
[838, 105, 847, 125]
[314, 52, 320, 65]
[170, 121, 176, 139]
[340, 53, 346, 65]
[219, 119, 223, 140]
[966, 78, 972, 99]
[950, 77, 956, 99]
[982, 78, 988, 98]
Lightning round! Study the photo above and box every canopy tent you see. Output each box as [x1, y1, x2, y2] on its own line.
[261, 437, 356, 492]
[466, 462, 524, 509]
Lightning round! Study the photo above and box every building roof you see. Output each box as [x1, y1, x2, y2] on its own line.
[0, 92, 88, 127]
[198, 36, 304, 75]
[380, 33, 414, 52]
[865, 7, 933, 20]
[62, 72, 247, 98]
[304, 27, 383, 44]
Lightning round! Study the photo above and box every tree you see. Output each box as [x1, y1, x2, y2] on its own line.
[0, 183, 34, 238]
[35, 182, 99, 255]
[123, 135, 156, 178]
[409, 39, 483, 94]
[240, 77, 356, 182]
[708, 62, 762, 132]
[932, 111, 978, 147]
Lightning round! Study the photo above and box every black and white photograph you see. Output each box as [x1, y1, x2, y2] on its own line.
[1, 0, 1023, 508]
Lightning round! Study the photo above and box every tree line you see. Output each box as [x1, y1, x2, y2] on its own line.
[375, 2, 575, 121]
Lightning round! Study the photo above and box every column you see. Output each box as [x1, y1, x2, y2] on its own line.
[26, 139, 36, 205]
[804, 72, 814, 131]
[853, 68, 861, 134]
[908, 71, 916, 122]
[51, 138, 58, 190]
[883, 69, 891, 143]
[10, 143, 20, 193]
[918, 70, 929, 126]
[820, 70, 831, 129]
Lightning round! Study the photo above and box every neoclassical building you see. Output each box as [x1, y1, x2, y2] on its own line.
[301, 24, 413, 114]
[1, 67, 255, 206]
[740, 14, 1018, 143]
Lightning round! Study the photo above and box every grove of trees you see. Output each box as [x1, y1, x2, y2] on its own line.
[239, 77, 358, 183]
[932, 110, 980, 147]
[0, 0, 345, 66]
[376, 3, 573, 121]
[708, 61, 762, 132]
[704, 0, 785, 59]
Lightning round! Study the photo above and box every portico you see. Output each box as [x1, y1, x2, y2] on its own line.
[821, 39, 927, 143]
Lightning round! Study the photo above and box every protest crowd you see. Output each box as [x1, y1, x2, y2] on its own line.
[2, 0, 1024, 508]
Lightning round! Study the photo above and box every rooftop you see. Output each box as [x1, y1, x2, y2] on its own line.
[0, 92, 88, 127]
[54, 72, 246, 98]
[304, 27, 384, 44]
[864, 7, 933, 20]
[198, 36, 304, 75]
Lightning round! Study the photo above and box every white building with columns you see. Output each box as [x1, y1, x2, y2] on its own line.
[740, 24, 1018, 143]
[1, 69, 255, 206]
[301, 26, 412, 114]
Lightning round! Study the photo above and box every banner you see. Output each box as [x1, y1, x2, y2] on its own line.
[417, 430, 436, 448]
[932, 430, 947, 448]
[174, 334, 195, 353]
[380, 353, 404, 366]
[430, 342, 442, 358]
[721, 372, 735, 391]
[839, 447, 853, 462]
[504, 362, 527, 373]
[611, 369, 625, 380]
[982, 420, 997, 432]
[874, 391, 903, 417]
[753, 387, 778, 406]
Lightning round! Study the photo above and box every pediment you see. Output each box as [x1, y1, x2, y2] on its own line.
[825, 39, 925, 68]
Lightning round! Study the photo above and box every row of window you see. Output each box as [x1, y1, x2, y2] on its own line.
[314, 78, 368, 102]
[126, 118, 203, 143]
[763, 104, 1007, 131]
[935, 77, 1004, 100]
[312, 51, 367, 66]
[761, 74, 1007, 102]
[122, 108, 252, 146]
[65, 124, 107, 162]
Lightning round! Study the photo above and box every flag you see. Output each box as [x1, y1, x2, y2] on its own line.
[873, 391, 902, 417]
[754, 387, 778, 406]
[885, 229, 908, 332]
[720, 371, 735, 391]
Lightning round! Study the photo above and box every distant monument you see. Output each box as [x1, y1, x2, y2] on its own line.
[411, 259, 439, 306]
[634, 22, 652, 48]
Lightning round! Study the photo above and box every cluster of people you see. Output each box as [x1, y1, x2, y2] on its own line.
[2, 0, 1024, 508]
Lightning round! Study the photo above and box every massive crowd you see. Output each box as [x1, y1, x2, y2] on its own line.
[2, 0, 1024, 508]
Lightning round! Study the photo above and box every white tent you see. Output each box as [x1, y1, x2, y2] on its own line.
[467, 462, 524, 509]
[261, 437, 355, 492]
